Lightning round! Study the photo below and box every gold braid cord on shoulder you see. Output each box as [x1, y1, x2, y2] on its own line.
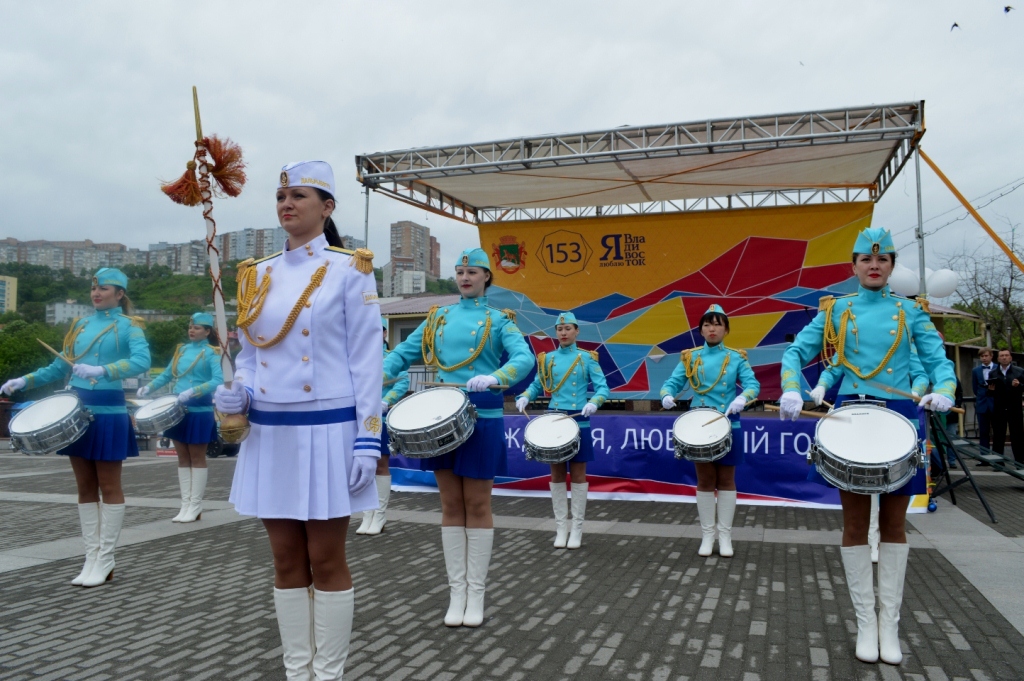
[538, 352, 582, 394]
[684, 348, 730, 395]
[422, 306, 493, 372]
[170, 345, 205, 380]
[237, 261, 329, 349]
[821, 298, 907, 380]
[62, 321, 117, 362]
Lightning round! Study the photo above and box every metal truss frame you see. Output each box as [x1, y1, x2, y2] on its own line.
[357, 102, 923, 224]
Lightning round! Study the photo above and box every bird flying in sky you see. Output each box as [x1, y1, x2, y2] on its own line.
[950, 22, 960, 31]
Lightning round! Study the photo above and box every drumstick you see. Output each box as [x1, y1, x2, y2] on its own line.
[660, 391, 687, 411]
[865, 381, 965, 414]
[421, 381, 509, 391]
[382, 376, 402, 386]
[701, 399, 757, 426]
[764, 404, 829, 419]
[551, 412, 583, 422]
[38, 338, 98, 385]
[804, 390, 834, 410]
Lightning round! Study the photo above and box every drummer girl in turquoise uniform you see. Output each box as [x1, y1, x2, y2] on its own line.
[1, 267, 151, 588]
[138, 312, 223, 524]
[659, 304, 759, 559]
[384, 247, 535, 628]
[355, 317, 410, 536]
[779, 227, 955, 666]
[516, 311, 609, 550]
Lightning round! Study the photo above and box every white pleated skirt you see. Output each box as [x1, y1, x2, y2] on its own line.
[229, 397, 379, 520]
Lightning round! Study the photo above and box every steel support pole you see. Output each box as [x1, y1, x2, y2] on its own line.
[363, 187, 370, 248]
[915, 147, 928, 296]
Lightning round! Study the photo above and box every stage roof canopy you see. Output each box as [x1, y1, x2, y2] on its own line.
[356, 101, 924, 224]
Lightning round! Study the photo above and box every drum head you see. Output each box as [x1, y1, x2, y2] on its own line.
[816, 405, 917, 464]
[388, 388, 467, 431]
[525, 414, 580, 448]
[135, 395, 180, 419]
[673, 409, 731, 446]
[10, 394, 81, 434]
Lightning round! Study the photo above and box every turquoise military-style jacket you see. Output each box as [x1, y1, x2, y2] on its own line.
[518, 343, 610, 413]
[660, 342, 760, 413]
[384, 296, 535, 418]
[782, 285, 956, 400]
[817, 345, 930, 396]
[23, 306, 151, 414]
[382, 346, 410, 406]
[147, 340, 224, 412]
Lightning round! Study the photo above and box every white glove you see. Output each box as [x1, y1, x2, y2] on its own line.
[809, 386, 826, 406]
[661, 395, 676, 410]
[214, 382, 249, 414]
[136, 385, 150, 398]
[581, 402, 598, 418]
[726, 396, 748, 415]
[919, 393, 954, 412]
[177, 388, 195, 404]
[466, 374, 499, 392]
[1, 377, 26, 396]
[779, 391, 804, 421]
[381, 400, 390, 413]
[515, 396, 529, 413]
[72, 364, 106, 380]
[349, 455, 377, 494]
[911, 391, 921, 398]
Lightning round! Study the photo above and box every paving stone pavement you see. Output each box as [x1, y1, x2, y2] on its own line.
[937, 470, 1024, 537]
[1, 453, 1023, 680]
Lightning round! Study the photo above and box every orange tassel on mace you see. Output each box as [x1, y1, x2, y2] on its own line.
[160, 161, 202, 206]
[204, 135, 247, 198]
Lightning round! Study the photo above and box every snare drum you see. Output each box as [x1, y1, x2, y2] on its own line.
[671, 408, 733, 462]
[9, 392, 93, 455]
[524, 414, 580, 464]
[133, 395, 187, 436]
[811, 402, 923, 494]
[385, 388, 477, 458]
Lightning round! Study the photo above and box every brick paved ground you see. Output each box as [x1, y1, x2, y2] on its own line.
[1, 452, 1022, 680]
[936, 470, 1024, 537]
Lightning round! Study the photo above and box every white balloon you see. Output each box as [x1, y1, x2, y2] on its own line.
[888, 265, 919, 297]
[927, 269, 958, 298]
[924, 267, 934, 281]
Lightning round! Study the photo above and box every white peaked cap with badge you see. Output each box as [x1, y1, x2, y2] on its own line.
[280, 161, 334, 197]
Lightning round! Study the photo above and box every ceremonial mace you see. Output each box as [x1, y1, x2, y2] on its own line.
[160, 87, 249, 443]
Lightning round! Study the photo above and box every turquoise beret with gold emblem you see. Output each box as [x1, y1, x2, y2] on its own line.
[456, 247, 491, 270]
[555, 311, 579, 326]
[191, 312, 214, 326]
[94, 267, 128, 290]
[852, 227, 895, 255]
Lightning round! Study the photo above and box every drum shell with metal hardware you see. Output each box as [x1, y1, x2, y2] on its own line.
[385, 387, 477, 458]
[671, 408, 733, 462]
[132, 395, 187, 436]
[524, 413, 581, 464]
[810, 402, 922, 494]
[9, 392, 93, 455]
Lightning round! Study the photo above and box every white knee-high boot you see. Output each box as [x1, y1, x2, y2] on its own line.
[567, 482, 588, 550]
[716, 490, 737, 557]
[312, 588, 354, 681]
[550, 482, 569, 548]
[72, 503, 100, 586]
[172, 468, 191, 522]
[180, 468, 207, 523]
[365, 475, 390, 535]
[462, 528, 493, 627]
[877, 542, 910, 665]
[868, 494, 880, 563]
[695, 491, 717, 556]
[82, 503, 124, 587]
[441, 526, 467, 627]
[841, 544, 879, 663]
[274, 587, 314, 681]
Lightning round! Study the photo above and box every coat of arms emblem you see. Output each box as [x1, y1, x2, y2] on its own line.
[492, 236, 527, 274]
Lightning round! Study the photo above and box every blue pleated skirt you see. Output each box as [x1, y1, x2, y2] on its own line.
[807, 395, 926, 496]
[58, 389, 139, 462]
[164, 394, 217, 444]
[418, 391, 508, 480]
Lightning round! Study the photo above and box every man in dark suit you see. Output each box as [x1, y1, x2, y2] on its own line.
[989, 349, 1024, 463]
[972, 348, 996, 450]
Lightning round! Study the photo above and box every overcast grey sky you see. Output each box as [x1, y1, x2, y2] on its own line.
[0, 1, 1020, 282]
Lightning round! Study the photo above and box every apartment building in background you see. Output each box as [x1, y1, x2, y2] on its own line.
[0, 275, 17, 314]
[382, 221, 440, 297]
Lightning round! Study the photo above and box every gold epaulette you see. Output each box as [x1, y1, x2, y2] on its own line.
[336, 247, 374, 274]
[213, 346, 223, 355]
[426, 305, 440, 320]
[537, 351, 547, 365]
[680, 348, 692, 367]
[500, 308, 517, 324]
[915, 296, 931, 313]
[818, 295, 835, 311]
[122, 315, 146, 329]
[587, 350, 599, 362]
[728, 346, 748, 361]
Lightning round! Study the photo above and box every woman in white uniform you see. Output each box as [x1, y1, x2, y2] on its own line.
[215, 161, 382, 681]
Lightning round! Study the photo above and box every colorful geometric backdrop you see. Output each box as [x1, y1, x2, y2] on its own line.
[482, 202, 875, 400]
